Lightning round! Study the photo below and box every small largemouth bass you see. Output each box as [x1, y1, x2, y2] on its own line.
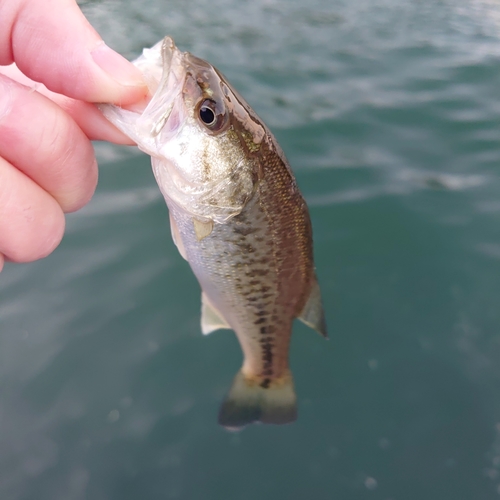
[100, 37, 326, 429]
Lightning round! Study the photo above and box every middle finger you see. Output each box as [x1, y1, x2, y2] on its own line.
[0, 74, 98, 213]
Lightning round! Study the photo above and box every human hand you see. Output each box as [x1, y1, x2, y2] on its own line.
[0, 0, 148, 272]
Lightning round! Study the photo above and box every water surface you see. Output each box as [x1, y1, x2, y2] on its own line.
[1, 0, 500, 498]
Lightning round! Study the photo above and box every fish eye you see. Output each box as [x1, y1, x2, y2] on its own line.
[197, 99, 228, 132]
[199, 102, 216, 125]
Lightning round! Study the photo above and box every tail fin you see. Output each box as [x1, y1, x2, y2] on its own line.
[218, 370, 297, 430]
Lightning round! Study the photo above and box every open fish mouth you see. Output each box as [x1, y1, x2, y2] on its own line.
[98, 37, 188, 155]
[99, 36, 232, 156]
[138, 37, 187, 139]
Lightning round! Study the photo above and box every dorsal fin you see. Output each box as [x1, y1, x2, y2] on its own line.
[297, 278, 328, 338]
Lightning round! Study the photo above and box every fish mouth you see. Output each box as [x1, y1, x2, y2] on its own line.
[99, 37, 210, 156]
[137, 36, 187, 139]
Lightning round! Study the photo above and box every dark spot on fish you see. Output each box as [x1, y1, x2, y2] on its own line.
[234, 225, 256, 236]
[262, 344, 273, 365]
[260, 378, 271, 389]
[255, 310, 268, 317]
[229, 169, 240, 183]
[254, 318, 266, 325]
[249, 280, 260, 286]
[259, 336, 273, 344]
[260, 326, 267, 334]
[234, 244, 255, 254]
[253, 269, 270, 277]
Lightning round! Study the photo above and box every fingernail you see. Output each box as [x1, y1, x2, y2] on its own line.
[0, 76, 14, 122]
[91, 42, 146, 87]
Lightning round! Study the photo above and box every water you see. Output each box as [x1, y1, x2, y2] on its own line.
[1, 0, 500, 498]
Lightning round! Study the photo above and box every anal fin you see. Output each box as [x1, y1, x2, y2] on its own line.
[298, 277, 328, 338]
[201, 293, 231, 335]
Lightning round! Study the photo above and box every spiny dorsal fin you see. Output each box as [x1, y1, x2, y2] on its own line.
[201, 293, 231, 335]
[297, 277, 328, 338]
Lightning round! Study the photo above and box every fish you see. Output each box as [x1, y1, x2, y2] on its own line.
[99, 37, 327, 429]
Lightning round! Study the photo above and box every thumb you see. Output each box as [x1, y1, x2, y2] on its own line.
[0, 0, 147, 105]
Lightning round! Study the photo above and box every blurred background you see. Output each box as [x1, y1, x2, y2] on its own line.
[1, 0, 500, 498]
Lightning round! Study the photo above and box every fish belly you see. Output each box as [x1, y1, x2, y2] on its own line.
[168, 186, 312, 381]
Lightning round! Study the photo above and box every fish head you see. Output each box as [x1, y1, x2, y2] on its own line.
[101, 37, 267, 223]
[135, 37, 232, 146]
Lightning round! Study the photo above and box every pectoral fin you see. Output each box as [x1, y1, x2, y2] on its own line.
[298, 278, 328, 338]
[169, 213, 187, 260]
[201, 293, 231, 335]
[193, 218, 214, 241]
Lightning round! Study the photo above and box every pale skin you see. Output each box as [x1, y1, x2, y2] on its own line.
[0, 0, 149, 272]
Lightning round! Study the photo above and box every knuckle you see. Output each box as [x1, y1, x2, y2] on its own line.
[0, 160, 66, 263]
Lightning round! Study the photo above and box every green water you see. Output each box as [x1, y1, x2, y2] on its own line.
[2, 0, 500, 498]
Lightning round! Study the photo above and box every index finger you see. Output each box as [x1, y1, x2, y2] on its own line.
[0, 0, 147, 105]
